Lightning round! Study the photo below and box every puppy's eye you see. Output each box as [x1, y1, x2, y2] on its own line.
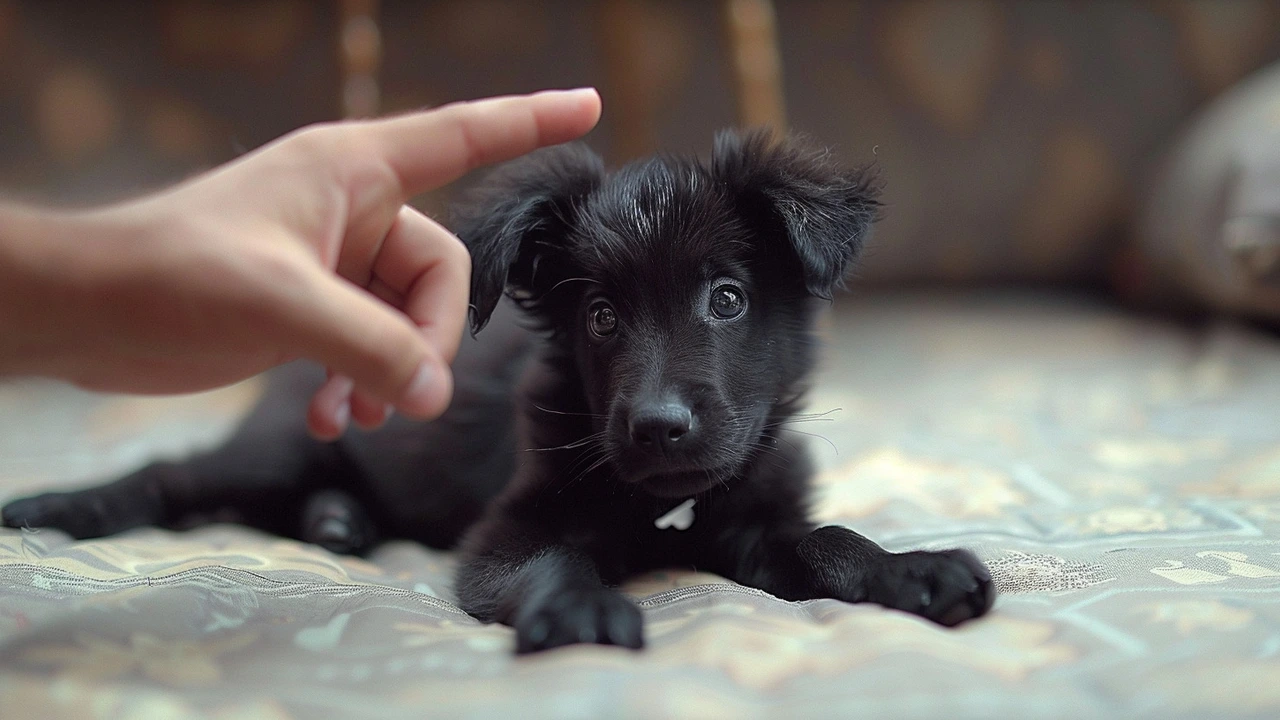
[589, 302, 618, 337]
[709, 284, 746, 320]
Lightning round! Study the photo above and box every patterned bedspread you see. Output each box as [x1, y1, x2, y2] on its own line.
[2, 290, 1278, 719]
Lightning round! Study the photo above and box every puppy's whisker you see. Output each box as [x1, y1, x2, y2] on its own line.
[554, 458, 595, 494]
[702, 468, 727, 494]
[780, 413, 841, 423]
[570, 444, 607, 472]
[777, 427, 839, 455]
[753, 429, 800, 454]
[784, 408, 843, 420]
[558, 443, 608, 484]
[713, 466, 730, 492]
[560, 453, 612, 494]
[766, 416, 836, 425]
[763, 417, 836, 430]
[762, 408, 842, 427]
[531, 404, 607, 419]
[555, 438, 616, 494]
[525, 431, 607, 452]
[745, 440, 787, 462]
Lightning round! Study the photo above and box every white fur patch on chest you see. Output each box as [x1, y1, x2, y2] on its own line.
[654, 499, 696, 531]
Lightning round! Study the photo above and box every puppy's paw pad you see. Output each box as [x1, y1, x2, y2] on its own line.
[515, 587, 644, 654]
[867, 549, 995, 627]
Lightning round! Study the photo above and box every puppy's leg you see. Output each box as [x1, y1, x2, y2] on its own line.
[299, 489, 379, 556]
[456, 521, 643, 654]
[715, 524, 994, 627]
[1, 461, 184, 539]
[3, 438, 325, 538]
[1, 429, 332, 541]
[2, 364, 354, 542]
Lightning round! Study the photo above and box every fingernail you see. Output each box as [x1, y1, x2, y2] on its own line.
[333, 401, 351, 433]
[400, 362, 437, 416]
[558, 87, 598, 100]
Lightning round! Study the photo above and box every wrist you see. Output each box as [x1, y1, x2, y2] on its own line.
[0, 203, 119, 379]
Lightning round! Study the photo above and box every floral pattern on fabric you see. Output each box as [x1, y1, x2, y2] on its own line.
[3, 294, 1280, 719]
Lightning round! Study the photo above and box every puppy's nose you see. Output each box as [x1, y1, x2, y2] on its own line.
[629, 402, 693, 454]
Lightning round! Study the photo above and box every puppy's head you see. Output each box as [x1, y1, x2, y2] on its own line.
[454, 130, 880, 497]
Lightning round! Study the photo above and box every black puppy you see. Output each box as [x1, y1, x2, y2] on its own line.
[3, 130, 994, 653]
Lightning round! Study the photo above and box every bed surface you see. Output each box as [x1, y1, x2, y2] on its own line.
[3, 290, 1279, 719]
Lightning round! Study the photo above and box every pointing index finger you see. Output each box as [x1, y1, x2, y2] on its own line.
[370, 88, 602, 198]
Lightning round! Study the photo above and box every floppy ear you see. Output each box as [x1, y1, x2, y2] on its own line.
[711, 129, 882, 298]
[450, 142, 606, 333]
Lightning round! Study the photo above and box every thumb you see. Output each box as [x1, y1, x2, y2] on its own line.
[280, 269, 454, 419]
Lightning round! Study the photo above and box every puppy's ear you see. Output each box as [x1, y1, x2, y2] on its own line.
[712, 129, 881, 298]
[451, 143, 605, 333]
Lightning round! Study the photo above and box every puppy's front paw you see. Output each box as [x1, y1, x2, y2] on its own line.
[865, 549, 994, 627]
[514, 586, 644, 654]
[300, 490, 377, 556]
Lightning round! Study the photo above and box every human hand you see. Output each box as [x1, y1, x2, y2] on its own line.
[0, 89, 602, 439]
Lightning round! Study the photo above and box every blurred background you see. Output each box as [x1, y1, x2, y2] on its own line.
[4, 0, 1280, 310]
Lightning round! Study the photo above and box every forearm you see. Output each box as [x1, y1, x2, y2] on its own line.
[0, 204, 81, 377]
[0, 202, 147, 383]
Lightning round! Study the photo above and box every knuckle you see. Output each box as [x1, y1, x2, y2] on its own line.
[282, 123, 339, 156]
[443, 232, 471, 271]
[231, 249, 310, 321]
[359, 158, 403, 201]
[367, 326, 423, 381]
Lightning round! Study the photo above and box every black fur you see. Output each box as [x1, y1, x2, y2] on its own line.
[2, 130, 994, 653]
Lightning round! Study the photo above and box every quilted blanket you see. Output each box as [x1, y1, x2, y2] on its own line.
[2, 291, 1279, 719]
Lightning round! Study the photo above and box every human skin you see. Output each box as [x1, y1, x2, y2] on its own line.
[0, 88, 603, 440]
